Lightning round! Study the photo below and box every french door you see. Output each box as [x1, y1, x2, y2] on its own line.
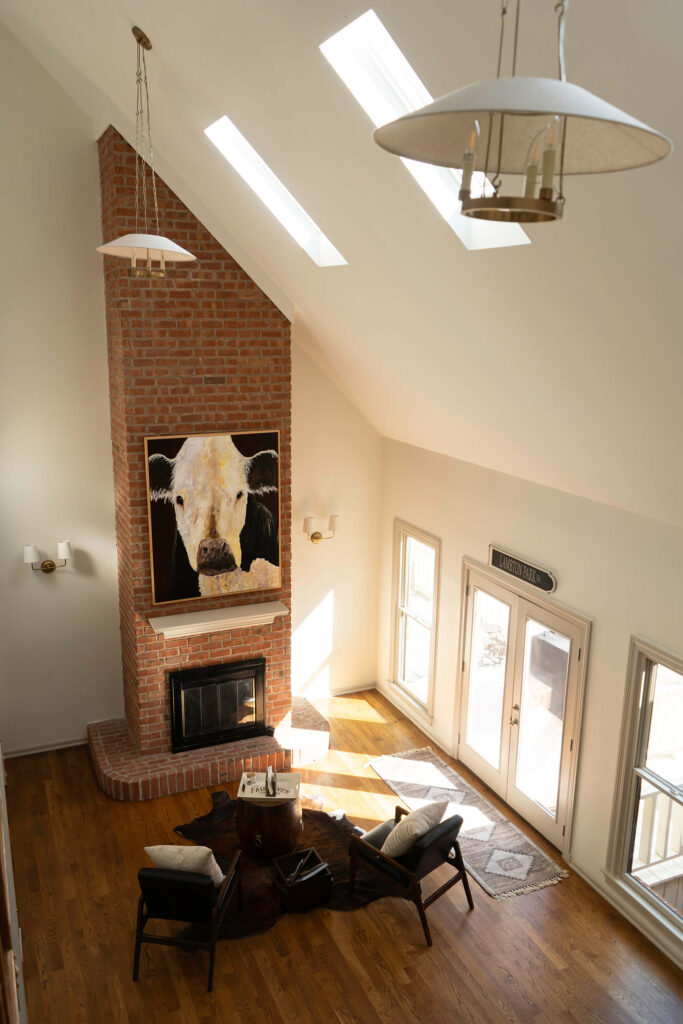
[458, 562, 589, 851]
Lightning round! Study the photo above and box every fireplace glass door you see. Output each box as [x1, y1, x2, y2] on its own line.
[182, 676, 256, 739]
[170, 658, 266, 752]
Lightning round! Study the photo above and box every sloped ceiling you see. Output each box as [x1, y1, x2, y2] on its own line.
[2, 0, 682, 526]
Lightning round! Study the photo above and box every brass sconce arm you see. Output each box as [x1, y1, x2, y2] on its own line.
[303, 515, 339, 545]
[24, 542, 73, 574]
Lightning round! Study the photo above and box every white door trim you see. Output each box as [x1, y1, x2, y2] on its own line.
[454, 556, 592, 856]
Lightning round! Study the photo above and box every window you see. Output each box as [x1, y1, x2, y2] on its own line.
[204, 116, 346, 267]
[609, 638, 683, 929]
[392, 520, 439, 714]
[320, 10, 529, 252]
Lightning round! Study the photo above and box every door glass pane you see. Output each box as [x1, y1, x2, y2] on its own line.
[515, 619, 570, 816]
[645, 665, 683, 788]
[404, 536, 435, 624]
[399, 614, 431, 704]
[629, 781, 683, 920]
[466, 589, 510, 770]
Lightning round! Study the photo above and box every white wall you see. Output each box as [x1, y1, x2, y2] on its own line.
[0, 25, 122, 754]
[377, 438, 683, 957]
[0, 24, 385, 754]
[292, 342, 381, 698]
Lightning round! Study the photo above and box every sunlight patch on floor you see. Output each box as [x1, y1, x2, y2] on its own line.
[369, 753, 457, 790]
[301, 782, 396, 825]
[323, 695, 388, 723]
[313, 749, 387, 779]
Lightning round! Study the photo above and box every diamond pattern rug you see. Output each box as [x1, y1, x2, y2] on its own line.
[370, 747, 569, 899]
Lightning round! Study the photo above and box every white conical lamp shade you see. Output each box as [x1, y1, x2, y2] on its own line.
[97, 233, 196, 262]
[24, 545, 39, 564]
[374, 77, 672, 175]
[57, 541, 73, 561]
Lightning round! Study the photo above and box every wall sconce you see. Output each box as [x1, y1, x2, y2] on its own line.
[24, 541, 73, 574]
[303, 515, 339, 545]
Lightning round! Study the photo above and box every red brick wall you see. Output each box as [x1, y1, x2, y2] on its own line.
[98, 126, 292, 756]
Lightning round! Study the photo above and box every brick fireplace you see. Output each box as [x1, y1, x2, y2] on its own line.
[88, 126, 295, 799]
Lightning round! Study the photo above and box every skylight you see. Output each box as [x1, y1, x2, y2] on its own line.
[320, 10, 530, 252]
[205, 116, 347, 267]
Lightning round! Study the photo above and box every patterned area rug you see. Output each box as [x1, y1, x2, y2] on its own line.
[370, 747, 569, 899]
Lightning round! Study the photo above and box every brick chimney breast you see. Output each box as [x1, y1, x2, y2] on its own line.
[97, 126, 292, 757]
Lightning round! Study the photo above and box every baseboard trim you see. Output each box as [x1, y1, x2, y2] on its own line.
[3, 737, 88, 759]
[328, 683, 378, 697]
[566, 860, 682, 970]
[376, 681, 451, 754]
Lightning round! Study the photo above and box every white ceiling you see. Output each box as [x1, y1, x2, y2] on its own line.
[2, 0, 682, 526]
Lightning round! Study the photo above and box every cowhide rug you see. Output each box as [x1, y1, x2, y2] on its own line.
[174, 792, 402, 940]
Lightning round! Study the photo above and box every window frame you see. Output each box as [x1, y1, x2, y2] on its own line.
[390, 519, 440, 718]
[607, 636, 683, 932]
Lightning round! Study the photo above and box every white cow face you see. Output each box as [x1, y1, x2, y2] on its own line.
[148, 435, 277, 575]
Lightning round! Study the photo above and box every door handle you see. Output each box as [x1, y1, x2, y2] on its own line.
[509, 717, 519, 726]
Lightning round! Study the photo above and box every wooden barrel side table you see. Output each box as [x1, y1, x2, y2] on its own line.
[236, 795, 303, 860]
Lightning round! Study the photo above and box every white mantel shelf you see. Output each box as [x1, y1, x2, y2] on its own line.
[148, 601, 288, 640]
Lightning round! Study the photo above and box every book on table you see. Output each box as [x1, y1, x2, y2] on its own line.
[238, 771, 301, 800]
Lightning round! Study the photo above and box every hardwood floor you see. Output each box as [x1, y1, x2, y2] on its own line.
[6, 689, 683, 1023]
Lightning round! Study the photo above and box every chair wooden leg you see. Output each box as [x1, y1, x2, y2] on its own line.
[461, 868, 474, 910]
[133, 900, 145, 981]
[411, 880, 432, 946]
[208, 923, 217, 993]
[455, 842, 474, 910]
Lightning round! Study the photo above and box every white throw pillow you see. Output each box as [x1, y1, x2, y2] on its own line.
[380, 801, 449, 858]
[144, 844, 224, 886]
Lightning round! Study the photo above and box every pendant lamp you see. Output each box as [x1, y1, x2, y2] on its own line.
[373, 1, 672, 223]
[97, 27, 196, 276]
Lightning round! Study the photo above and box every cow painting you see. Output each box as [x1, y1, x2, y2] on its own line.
[145, 431, 280, 603]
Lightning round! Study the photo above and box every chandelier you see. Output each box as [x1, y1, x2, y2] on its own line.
[97, 27, 196, 276]
[373, 1, 672, 223]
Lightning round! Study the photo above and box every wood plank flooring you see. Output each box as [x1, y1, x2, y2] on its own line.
[6, 690, 683, 1023]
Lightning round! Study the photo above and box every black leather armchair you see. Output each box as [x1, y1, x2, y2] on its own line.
[349, 806, 473, 945]
[133, 850, 241, 992]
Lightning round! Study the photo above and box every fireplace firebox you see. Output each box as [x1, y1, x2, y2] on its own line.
[169, 658, 270, 754]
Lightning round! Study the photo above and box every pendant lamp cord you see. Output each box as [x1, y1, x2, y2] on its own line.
[555, 1, 568, 82]
[493, 0, 520, 192]
[555, 1, 569, 203]
[485, 1, 508, 194]
[134, 40, 161, 237]
[142, 47, 161, 236]
[511, 0, 521, 77]
[496, 1, 508, 78]
[135, 42, 144, 234]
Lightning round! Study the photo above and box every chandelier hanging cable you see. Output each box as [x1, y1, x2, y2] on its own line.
[97, 26, 196, 276]
[476, 0, 567, 221]
[373, 0, 672, 225]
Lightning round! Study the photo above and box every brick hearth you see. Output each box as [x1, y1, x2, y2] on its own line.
[88, 697, 330, 801]
[88, 719, 290, 802]
[90, 126, 293, 796]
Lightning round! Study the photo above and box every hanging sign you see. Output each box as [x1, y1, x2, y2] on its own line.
[489, 545, 557, 593]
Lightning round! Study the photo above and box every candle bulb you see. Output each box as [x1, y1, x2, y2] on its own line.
[459, 128, 478, 199]
[541, 146, 556, 193]
[524, 162, 538, 198]
[461, 151, 474, 196]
